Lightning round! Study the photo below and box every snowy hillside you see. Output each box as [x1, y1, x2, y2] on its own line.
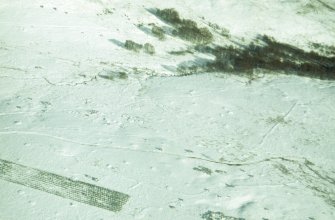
[0, 0, 335, 219]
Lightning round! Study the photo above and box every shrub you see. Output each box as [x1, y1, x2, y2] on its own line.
[143, 43, 155, 55]
[155, 8, 213, 44]
[118, 72, 128, 79]
[208, 22, 230, 38]
[155, 8, 181, 24]
[103, 8, 113, 15]
[181, 19, 197, 28]
[124, 40, 143, 52]
[174, 25, 213, 44]
[220, 28, 230, 38]
[152, 25, 165, 40]
[124, 40, 155, 55]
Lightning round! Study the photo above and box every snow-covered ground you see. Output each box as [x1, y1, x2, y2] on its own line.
[0, 0, 335, 219]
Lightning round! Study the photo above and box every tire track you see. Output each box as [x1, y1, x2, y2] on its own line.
[0, 159, 129, 212]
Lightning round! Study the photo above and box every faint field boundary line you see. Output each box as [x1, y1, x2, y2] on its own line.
[0, 159, 129, 212]
[0, 130, 309, 167]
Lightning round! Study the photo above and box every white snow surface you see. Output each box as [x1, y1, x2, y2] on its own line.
[0, 0, 335, 219]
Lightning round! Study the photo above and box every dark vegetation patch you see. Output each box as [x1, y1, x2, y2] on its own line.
[124, 40, 143, 52]
[208, 35, 335, 79]
[168, 49, 194, 56]
[177, 65, 208, 76]
[153, 8, 213, 44]
[137, 23, 166, 40]
[201, 211, 245, 220]
[118, 71, 128, 79]
[176, 35, 335, 80]
[173, 21, 213, 44]
[310, 42, 335, 56]
[84, 174, 99, 182]
[146, 8, 334, 80]
[103, 8, 114, 15]
[193, 166, 212, 175]
[208, 22, 231, 38]
[155, 8, 182, 24]
[151, 25, 166, 40]
[143, 43, 155, 54]
[124, 40, 155, 55]
[99, 71, 128, 80]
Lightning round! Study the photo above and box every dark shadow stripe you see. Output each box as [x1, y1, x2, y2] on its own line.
[0, 159, 129, 212]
